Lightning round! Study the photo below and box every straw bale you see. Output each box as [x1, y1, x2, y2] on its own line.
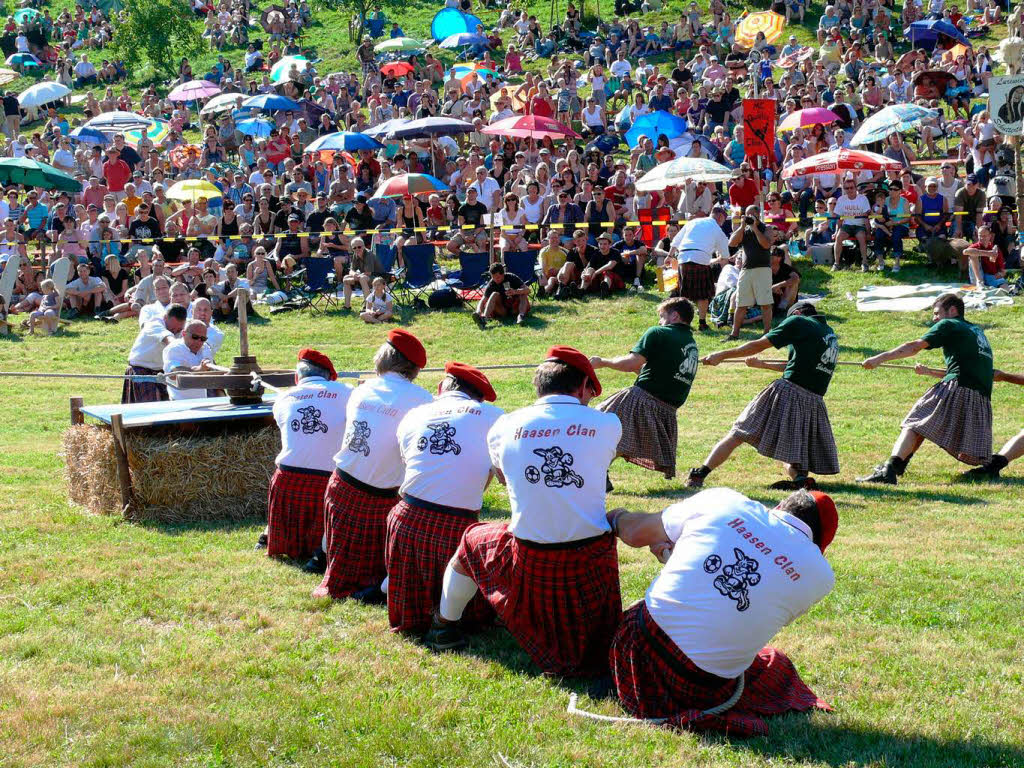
[61, 423, 281, 523]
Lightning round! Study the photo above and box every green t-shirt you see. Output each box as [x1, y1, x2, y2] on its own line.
[632, 323, 699, 408]
[764, 315, 838, 397]
[922, 317, 994, 397]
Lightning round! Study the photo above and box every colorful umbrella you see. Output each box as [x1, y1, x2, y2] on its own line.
[439, 33, 488, 49]
[17, 82, 71, 108]
[124, 119, 172, 148]
[166, 179, 223, 202]
[0, 158, 81, 192]
[169, 144, 202, 170]
[239, 93, 301, 112]
[781, 148, 905, 179]
[636, 157, 734, 191]
[85, 111, 153, 133]
[453, 63, 500, 79]
[305, 131, 385, 153]
[777, 107, 841, 133]
[624, 110, 688, 148]
[375, 37, 425, 53]
[735, 11, 786, 49]
[850, 104, 940, 147]
[372, 173, 448, 198]
[380, 61, 414, 77]
[270, 55, 310, 83]
[169, 79, 222, 103]
[236, 118, 276, 138]
[13, 8, 42, 24]
[5, 53, 40, 68]
[481, 114, 580, 140]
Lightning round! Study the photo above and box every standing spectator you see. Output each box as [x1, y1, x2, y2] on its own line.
[728, 205, 774, 339]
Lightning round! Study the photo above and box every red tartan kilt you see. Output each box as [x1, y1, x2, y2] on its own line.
[384, 499, 492, 634]
[455, 522, 622, 678]
[266, 466, 330, 560]
[317, 472, 397, 599]
[610, 602, 831, 737]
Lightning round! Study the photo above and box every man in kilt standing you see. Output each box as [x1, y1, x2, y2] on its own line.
[263, 349, 351, 561]
[968, 369, 1024, 479]
[669, 206, 732, 331]
[689, 302, 840, 490]
[313, 329, 433, 601]
[424, 346, 624, 678]
[385, 362, 503, 635]
[607, 487, 837, 736]
[858, 293, 993, 484]
[591, 297, 699, 480]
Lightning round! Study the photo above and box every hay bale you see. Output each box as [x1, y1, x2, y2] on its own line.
[61, 423, 281, 523]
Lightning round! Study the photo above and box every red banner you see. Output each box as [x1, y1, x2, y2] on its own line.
[743, 99, 776, 171]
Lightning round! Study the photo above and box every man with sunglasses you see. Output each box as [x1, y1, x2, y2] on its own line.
[162, 319, 215, 401]
[832, 174, 871, 271]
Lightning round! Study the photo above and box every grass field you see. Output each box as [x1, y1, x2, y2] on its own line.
[2, 262, 1024, 767]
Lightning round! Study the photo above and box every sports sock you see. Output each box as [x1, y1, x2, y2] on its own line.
[438, 562, 478, 623]
[889, 455, 909, 475]
[380, 576, 389, 595]
[693, 464, 712, 478]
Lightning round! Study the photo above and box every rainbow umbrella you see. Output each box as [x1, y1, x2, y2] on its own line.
[124, 118, 171, 148]
[735, 11, 786, 49]
[777, 107, 841, 132]
[372, 173, 448, 199]
[452, 63, 500, 79]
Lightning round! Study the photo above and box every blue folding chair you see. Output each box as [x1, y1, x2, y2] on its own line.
[502, 250, 541, 297]
[301, 257, 339, 315]
[453, 251, 490, 289]
[392, 243, 441, 309]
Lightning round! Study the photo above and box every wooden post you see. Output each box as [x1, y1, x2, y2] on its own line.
[236, 288, 250, 358]
[69, 396, 84, 425]
[109, 414, 134, 516]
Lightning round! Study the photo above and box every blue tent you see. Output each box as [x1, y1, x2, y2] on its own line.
[430, 8, 484, 43]
[904, 20, 971, 51]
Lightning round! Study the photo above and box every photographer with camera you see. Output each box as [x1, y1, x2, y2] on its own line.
[727, 205, 775, 340]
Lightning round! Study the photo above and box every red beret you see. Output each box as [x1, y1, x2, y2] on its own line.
[444, 361, 496, 402]
[386, 328, 427, 369]
[810, 491, 838, 553]
[545, 345, 601, 396]
[297, 347, 337, 381]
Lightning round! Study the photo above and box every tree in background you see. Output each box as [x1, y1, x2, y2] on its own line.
[111, 0, 205, 80]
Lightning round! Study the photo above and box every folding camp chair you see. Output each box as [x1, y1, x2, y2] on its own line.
[502, 250, 541, 297]
[301, 257, 339, 315]
[453, 251, 490, 289]
[391, 243, 441, 309]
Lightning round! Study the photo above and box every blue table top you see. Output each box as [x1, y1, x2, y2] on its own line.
[82, 395, 278, 428]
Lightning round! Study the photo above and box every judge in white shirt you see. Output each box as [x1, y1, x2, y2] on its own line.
[425, 346, 623, 678]
[606, 487, 837, 736]
[314, 329, 433, 602]
[670, 206, 732, 327]
[384, 362, 504, 633]
[190, 298, 223, 356]
[162, 319, 214, 400]
[123, 304, 187, 403]
[263, 348, 352, 564]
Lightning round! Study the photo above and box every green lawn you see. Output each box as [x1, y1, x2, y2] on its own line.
[2, 263, 1024, 767]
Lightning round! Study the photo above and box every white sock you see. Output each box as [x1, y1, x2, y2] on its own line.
[321, 532, 327, 552]
[438, 561, 478, 622]
[380, 576, 389, 595]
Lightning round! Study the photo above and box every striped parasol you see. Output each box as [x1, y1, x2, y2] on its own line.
[735, 11, 786, 49]
[124, 118, 172, 148]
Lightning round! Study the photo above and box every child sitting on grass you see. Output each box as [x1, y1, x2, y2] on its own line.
[359, 276, 393, 324]
[28, 279, 59, 336]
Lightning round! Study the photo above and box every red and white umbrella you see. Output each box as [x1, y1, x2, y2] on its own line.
[371, 173, 449, 199]
[481, 113, 580, 140]
[781, 148, 905, 179]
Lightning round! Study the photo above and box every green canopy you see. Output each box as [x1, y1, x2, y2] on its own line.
[13, 8, 42, 24]
[0, 158, 81, 193]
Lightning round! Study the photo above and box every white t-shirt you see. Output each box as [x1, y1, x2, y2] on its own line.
[333, 372, 433, 489]
[610, 59, 632, 79]
[671, 217, 730, 265]
[937, 178, 962, 211]
[487, 394, 621, 544]
[582, 105, 604, 127]
[128, 319, 174, 369]
[206, 323, 225, 356]
[470, 176, 502, 211]
[397, 391, 504, 510]
[67, 276, 104, 294]
[833, 193, 870, 227]
[273, 376, 353, 472]
[645, 488, 834, 679]
[162, 338, 214, 399]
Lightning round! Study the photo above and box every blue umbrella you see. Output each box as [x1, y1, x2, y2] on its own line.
[305, 131, 385, 153]
[438, 32, 489, 49]
[69, 126, 111, 146]
[236, 118, 275, 138]
[624, 110, 688, 149]
[239, 93, 302, 113]
[850, 104, 940, 147]
[905, 19, 970, 50]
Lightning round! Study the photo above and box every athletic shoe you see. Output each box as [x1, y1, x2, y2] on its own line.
[516, 313, 525, 325]
[351, 585, 387, 605]
[685, 468, 706, 489]
[100, 315, 118, 324]
[831, 264, 843, 272]
[423, 614, 467, 652]
[554, 285, 569, 301]
[302, 549, 327, 574]
[630, 281, 641, 292]
[856, 463, 897, 485]
[254, 532, 268, 550]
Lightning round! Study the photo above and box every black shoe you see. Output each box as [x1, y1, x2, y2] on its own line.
[685, 468, 706, 489]
[599, 282, 610, 299]
[254, 532, 268, 550]
[423, 614, 467, 652]
[964, 463, 1001, 480]
[857, 463, 897, 485]
[769, 478, 799, 490]
[570, 284, 583, 299]
[472, 311, 486, 328]
[302, 548, 326, 574]
[606, 474, 614, 493]
[351, 585, 387, 605]
[536, 285, 546, 298]
[698, 320, 710, 332]
[726, 334, 740, 341]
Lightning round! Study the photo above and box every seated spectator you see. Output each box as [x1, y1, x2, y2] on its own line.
[28, 279, 60, 335]
[537, 228, 568, 296]
[360, 276, 394, 324]
[964, 225, 1008, 289]
[769, 246, 801, 314]
[474, 262, 531, 327]
[65, 262, 107, 317]
[580, 232, 625, 297]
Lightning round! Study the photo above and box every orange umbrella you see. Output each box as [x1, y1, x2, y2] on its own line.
[735, 11, 785, 49]
[942, 43, 969, 63]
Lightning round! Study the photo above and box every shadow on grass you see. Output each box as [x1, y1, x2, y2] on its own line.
[806, 480, 987, 505]
[136, 516, 262, 536]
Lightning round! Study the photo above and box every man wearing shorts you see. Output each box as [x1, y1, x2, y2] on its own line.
[832, 176, 870, 271]
[728, 206, 774, 340]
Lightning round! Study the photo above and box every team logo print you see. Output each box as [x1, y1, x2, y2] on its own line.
[703, 554, 723, 573]
[345, 420, 372, 456]
[525, 446, 584, 488]
[416, 422, 461, 455]
[290, 405, 328, 435]
[712, 547, 761, 612]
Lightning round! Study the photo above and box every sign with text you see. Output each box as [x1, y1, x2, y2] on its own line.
[743, 99, 776, 169]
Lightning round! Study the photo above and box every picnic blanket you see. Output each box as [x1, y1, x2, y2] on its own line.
[855, 283, 1014, 312]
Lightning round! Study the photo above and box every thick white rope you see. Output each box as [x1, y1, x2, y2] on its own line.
[566, 674, 744, 726]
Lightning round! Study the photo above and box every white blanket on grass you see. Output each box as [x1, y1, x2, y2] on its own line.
[855, 283, 1015, 312]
